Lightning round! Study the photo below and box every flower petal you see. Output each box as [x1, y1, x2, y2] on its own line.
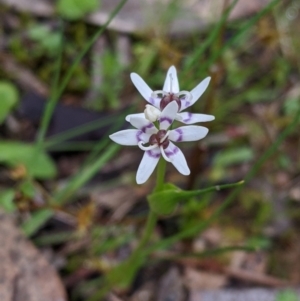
[148, 96, 161, 108]
[163, 66, 179, 93]
[169, 126, 208, 142]
[180, 97, 192, 111]
[109, 129, 142, 145]
[125, 113, 145, 122]
[130, 117, 157, 135]
[164, 142, 190, 175]
[136, 148, 160, 184]
[159, 101, 178, 130]
[176, 112, 215, 124]
[182, 77, 210, 110]
[130, 73, 153, 102]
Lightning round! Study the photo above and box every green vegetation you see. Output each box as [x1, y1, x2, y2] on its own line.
[0, 0, 300, 299]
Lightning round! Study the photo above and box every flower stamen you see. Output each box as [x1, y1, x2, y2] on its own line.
[160, 146, 172, 162]
[160, 130, 170, 143]
[151, 90, 168, 98]
[138, 141, 158, 151]
[176, 91, 192, 101]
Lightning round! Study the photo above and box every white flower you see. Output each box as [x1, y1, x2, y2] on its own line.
[126, 66, 215, 124]
[110, 102, 209, 184]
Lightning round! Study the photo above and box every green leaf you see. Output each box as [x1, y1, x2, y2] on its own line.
[148, 181, 244, 216]
[0, 81, 19, 124]
[148, 182, 182, 215]
[19, 179, 36, 198]
[284, 97, 300, 117]
[57, 0, 82, 20]
[0, 189, 16, 212]
[22, 208, 54, 237]
[276, 290, 299, 301]
[245, 236, 271, 250]
[27, 25, 61, 55]
[148, 186, 181, 216]
[214, 147, 254, 167]
[0, 142, 57, 179]
[106, 254, 146, 289]
[74, 0, 99, 12]
[162, 182, 179, 190]
[27, 25, 50, 40]
[57, 0, 99, 20]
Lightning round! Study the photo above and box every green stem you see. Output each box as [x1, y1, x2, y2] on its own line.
[134, 158, 166, 251]
[136, 210, 157, 251]
[155, 158, 167, 192]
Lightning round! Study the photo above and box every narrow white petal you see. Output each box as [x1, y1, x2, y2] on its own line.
[187, 77, 211, 109]
[165, 142, 190, 175]
[176, 112, 215, 124]
[125, 113, 145, 122]
[109, 129, 141, 145]
[159, 101, 178, 130]
[163, 66, 179, 93]
[130, 73, 153, 102]
[136, 148, 160, 184]
[169, 126, 208, 142]
[130, 117, 157, 135]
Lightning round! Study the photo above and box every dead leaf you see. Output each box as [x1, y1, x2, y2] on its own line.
[0, 210, 67, 301]
[183, 267, 227, 290]
[189, 288, 300, 301]
[157, 267, 185, 301]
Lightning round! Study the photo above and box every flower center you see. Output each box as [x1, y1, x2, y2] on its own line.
[159, 93, 181, 111]
[149, 130, 169, 149]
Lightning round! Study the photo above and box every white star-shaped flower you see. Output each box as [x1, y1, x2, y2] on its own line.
[126, 66, 215, 124]
[110, 102, 209, 184]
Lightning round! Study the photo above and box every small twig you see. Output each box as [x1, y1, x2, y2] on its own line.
[225, 267, 291, 287]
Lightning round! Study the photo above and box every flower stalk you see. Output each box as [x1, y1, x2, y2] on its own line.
[131, 158, 166, 254]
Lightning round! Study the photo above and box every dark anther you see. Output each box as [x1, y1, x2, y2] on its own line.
[149, 130, 169, 149]
[149, 134, 158, 145]
[161, 139, 170, 149]
[160, 93, 181, 111]
[156, 130, 167, 140]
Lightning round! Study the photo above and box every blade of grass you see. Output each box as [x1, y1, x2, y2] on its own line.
[22, 208, 54, 237]
[51, 104, 129, 202]
[183, 0, 239, 71]
[157, 245, 256, 260]
[44, 117, 116, 149]
[200, 0, 280, 73]
[22, 142, 120, 236]
[35, 22, 64, 150]
[82, 108, 133, 166]
[34, 231, 75, 246]
[53, 143, 120, 204]
[44, 106, 132, 149]
[47, 141, 99, 152]
[23, 0, 129, 236]
[35, 0, 128, 149]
